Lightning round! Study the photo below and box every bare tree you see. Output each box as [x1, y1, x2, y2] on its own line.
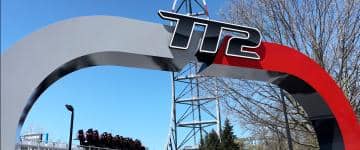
[201, 0, 360, 149]
[220, 0, 360, 115]
[200, 78, 319, 149]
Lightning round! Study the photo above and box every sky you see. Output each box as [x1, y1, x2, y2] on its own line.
[1, 0, 227, 149]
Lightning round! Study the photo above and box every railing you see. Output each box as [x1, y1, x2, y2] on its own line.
[77, 145, 127, 150]
[16, 141, 68, 150]
[16, 142, 146, 150]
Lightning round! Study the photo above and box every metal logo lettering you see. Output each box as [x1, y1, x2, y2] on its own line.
[158, 10, 262, 60]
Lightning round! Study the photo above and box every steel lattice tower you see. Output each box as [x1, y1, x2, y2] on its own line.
[165, 1, 221, 150]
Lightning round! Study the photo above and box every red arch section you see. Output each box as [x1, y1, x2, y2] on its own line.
[213, 39, 360, 150]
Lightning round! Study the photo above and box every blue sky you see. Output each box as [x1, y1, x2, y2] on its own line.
[1, 0, 227, 149]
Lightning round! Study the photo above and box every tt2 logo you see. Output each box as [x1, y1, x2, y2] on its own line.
[158, 10, 262, 60]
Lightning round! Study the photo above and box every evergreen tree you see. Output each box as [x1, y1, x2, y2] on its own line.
[220, 119, 240, 150]
[199, 130, 220, 150]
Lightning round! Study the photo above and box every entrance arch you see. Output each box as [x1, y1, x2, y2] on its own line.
[1, 15, 359, 150]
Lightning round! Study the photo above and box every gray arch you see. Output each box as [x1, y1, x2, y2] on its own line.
[1, 15, 203, 150]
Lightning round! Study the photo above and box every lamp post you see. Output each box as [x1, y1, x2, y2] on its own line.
[65, 104, 74, 150]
